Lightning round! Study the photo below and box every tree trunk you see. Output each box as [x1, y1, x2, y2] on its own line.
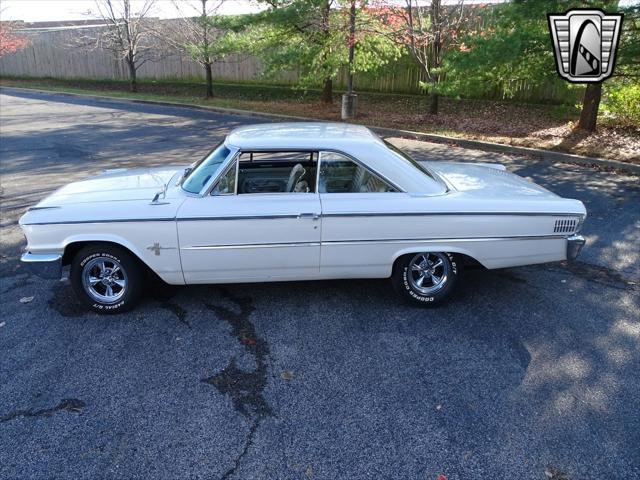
[205, 63, 214, 98]
[319, 0, 332, 104]
[127, 61, 137, 93]
[577, 83, 602, 132]
[428, 92, 439, 115]
[428, 0, 441, 115]
[321, 77, 333, 104]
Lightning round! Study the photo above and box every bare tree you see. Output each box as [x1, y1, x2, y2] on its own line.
[157, 0, 225, 98]
[87, 0, 157, 92]
[378, 0, 470, 114]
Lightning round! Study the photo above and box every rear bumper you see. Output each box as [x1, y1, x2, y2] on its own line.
[20, 252, 63, 279]
[566, 235, 586, 261]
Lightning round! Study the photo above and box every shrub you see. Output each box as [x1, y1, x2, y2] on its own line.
[600, 82, 640, 128]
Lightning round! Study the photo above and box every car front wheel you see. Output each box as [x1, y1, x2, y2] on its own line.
[70, 244, 144, 314]
[392, 252, 460, 306]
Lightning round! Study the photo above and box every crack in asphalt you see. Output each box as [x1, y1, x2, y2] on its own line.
[202, 287, 271, 480]
[219, 416, 262, 480]
[0, 398, 85, 423]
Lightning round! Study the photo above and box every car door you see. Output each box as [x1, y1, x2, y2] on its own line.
[318, 151, 409, 278]
[177, 150, 321, 284]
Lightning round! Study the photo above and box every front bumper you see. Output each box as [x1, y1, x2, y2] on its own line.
[566, 235, 586, 261]
[21, 252, 63, 279]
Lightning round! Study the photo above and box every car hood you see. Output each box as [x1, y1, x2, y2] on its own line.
[33, 166, 185, 207]
[425, 162, 558, 199]
[19, 166, 188, 227]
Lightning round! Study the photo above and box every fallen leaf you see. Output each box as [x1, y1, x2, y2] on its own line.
[437, 475, 448, 480]
[0, 322, 5, 327]
[19, 296, 34, 304]
[436, 404, 442, 410]
[281, 370, 295, 381]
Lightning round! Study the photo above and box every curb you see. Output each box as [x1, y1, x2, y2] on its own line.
[370, 126, 640, 175]
[2, 85, 638, 175]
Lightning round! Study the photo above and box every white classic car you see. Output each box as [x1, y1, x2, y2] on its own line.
[20, 122, 586, 313]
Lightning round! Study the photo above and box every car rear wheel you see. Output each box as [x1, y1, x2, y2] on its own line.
[392, 252, 460, 306]
[70, 244, 144, 314]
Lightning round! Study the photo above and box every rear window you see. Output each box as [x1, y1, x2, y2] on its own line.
[383, 140, 443, 186]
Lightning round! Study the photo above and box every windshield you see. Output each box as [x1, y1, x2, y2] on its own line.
[182, 144, 232, 194]
[383, 140, 444, 187]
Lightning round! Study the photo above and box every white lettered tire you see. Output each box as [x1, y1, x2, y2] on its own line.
[70, 244, 145, 314]
[392, 252, 460, 306]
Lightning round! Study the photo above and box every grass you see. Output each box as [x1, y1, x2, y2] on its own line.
[1, 77, 638, 163]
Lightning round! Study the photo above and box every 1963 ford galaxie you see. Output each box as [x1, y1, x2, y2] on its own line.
[20, 122, 586, 313]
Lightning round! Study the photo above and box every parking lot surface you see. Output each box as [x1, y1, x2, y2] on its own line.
[1, 88, 638, 480]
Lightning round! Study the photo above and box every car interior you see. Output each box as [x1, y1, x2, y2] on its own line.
[236, 151, 318, 194]
[318, 152, 396, 193]
[211, 150, 395, 195]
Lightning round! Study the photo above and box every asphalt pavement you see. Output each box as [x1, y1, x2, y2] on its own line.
[1, 88, 638, 480]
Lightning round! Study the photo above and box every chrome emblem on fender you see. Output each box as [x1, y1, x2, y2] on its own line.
[147, 242, 175, 256]
[548, 9, 623, 83]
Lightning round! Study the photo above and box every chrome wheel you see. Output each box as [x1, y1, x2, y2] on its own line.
[407, 252, 450, 295]
[81, 256, 127, 304]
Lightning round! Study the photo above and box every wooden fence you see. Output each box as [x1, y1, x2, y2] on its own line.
[0, 26, 580, 104]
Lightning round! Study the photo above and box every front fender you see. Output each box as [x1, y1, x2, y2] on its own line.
[22, 223, 185, 285]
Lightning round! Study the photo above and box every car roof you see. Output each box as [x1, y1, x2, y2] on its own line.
[224, 122, 384, 151]
[223, 122, 447, 195]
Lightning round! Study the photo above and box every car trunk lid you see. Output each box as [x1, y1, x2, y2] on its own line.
[425, 162, 558, 200]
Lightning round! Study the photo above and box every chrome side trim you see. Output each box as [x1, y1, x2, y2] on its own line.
[184, 241, 321, 250]
[178, 214, 300, 222]
[21, 211, 583, 226]
[179, 212, 580, 222]
[20, 252, 63, 279]
[182, 235, 566, 250]
[322, 235, 567, 245]
[27, 206, 61, 212]
[21, 218, 176, 226]
[322, 212, 583, 218]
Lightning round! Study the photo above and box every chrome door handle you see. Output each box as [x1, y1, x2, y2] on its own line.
[298, 212, 320, 220]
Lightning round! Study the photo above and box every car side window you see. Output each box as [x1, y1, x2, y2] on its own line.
[318, 152, 396, 193]
[236, 151, 318, 194]
[210, 160, 237, 195]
